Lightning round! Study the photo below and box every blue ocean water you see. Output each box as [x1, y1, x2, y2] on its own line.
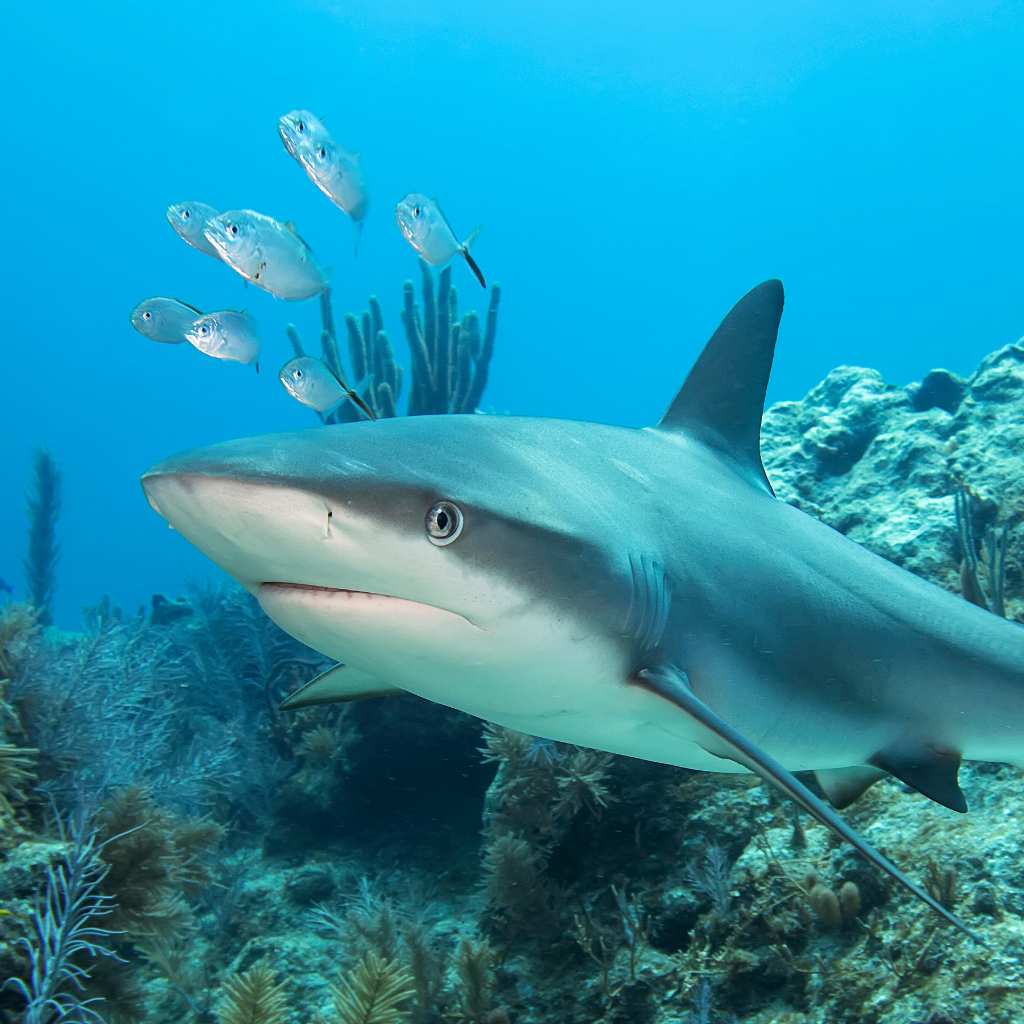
[3, 0, 1024, 626]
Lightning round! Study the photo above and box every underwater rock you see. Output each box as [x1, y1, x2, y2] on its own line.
[285, 864, 336, 905]
[149, 592, 193, 625]
[762, 340, 1024, 617]
[910, 368, 966, 413]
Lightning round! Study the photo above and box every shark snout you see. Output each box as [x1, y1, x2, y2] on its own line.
[141, 455, 348, 593]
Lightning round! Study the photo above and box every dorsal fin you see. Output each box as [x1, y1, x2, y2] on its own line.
[658, 280, 784, 493]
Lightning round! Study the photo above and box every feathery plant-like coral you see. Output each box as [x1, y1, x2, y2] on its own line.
[0, 602, 40, 831]
[686, 841, 734, 919]
[954, 485, 1009, 616]
[10, 613, 236, 811]
[95, 785, 223, 937]
[479, 724, 615, 845]
[455, 938, 495, 1024]
[478, 725, 616, 935]
[0, 742, 38, 818]
[331, 950, 414, 1024]
[0, 601, 39, 682]
[4, 809, 123, 1024]
[24, 448, 62, 626]
[215, 963, 289, 1024]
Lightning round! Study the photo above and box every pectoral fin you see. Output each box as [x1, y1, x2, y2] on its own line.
[814, 766, 886, 809]
[870, 741, 967, 813]
[280, 663, 403, 710]
[634, 664, 977, 940]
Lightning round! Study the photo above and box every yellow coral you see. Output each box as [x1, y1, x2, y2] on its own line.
[216, 963, 289, 1024]
[331, 951, 414, 1024]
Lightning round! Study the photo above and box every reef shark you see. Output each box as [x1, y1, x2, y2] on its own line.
[142, 281, 1015, 937]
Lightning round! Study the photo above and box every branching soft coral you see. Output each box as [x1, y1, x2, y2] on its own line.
[331, 950, 414, 1024]
[0, 602, 39, 682]
[481, 833, 557, 933]
[5, 810, 121, 1024]
[455, 938, 495, 1023]
[480, 725, 615, 845]
[24, 449, 61, 626]
[95, 786, 223, 938]
[216, 963, 289, 1024]
[0, 742, 38, 817]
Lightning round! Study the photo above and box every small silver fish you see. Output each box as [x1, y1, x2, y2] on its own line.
[279, 356, 346, 413]
[130, 297, 202, 344]
[278, 110, 368, 247]
[395, 193, 485, 288]
[279, 356, 377, 420]
[166, 201, 221, 259]
[278, 109, 329, 159]
[203, 209, 328, 301]
[186, 310, 261, 370]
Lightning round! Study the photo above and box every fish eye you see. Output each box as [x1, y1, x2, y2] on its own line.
[413, 206, 421, 217]
[229, 224, 239, 236]
[318, 146, 326, 159]
[297, 121, 305, 133]
[199, 324, 209, 336]
[142, 311, 152, 320]
[425, 500, 463, 546]
[294, 368, 303, 380]
[182, 209, 190, 220]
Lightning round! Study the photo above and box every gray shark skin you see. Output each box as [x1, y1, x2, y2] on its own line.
[142, 281, 1019, 938]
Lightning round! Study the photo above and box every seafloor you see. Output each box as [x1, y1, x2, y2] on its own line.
[4, 336, 1024, 1024]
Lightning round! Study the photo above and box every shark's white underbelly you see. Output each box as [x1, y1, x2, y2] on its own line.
[256, 584, 900, 775]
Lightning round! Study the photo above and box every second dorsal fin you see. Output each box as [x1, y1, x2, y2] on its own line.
[658, 280, 784, 493]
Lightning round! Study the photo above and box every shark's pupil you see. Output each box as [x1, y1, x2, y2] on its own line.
[426, 500, 463, 545]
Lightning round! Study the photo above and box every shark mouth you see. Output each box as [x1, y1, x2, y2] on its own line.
[259, 581, 484, 631]
[262, 581, 387, 599]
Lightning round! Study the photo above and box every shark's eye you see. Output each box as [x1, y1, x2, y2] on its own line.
[426, 500, 463, 546]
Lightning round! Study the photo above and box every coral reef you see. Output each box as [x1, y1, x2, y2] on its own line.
[286, 261, 500, 421]
[9, 338, 1024, 1023]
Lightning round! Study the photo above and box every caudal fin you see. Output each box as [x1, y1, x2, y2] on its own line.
[462, 247, 486, 289]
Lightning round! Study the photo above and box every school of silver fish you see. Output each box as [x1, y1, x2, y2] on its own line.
[131, 108, 487, 415]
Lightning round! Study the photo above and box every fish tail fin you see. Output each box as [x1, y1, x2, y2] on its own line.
[461, 247, 486, 289]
